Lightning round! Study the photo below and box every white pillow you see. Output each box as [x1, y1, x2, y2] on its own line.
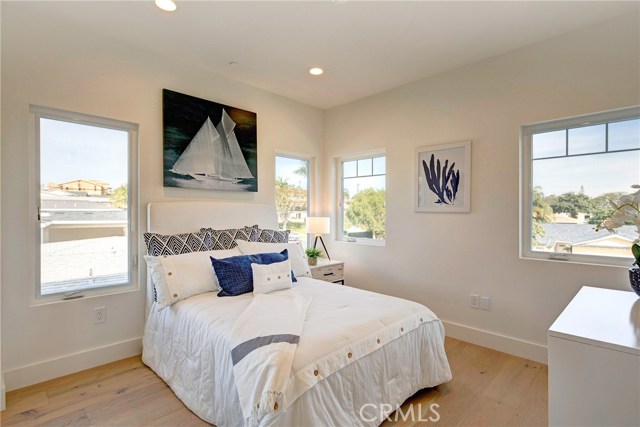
[144, 248, 241, 310]
[251, 260, 293, 295]
[234, 240, 312, 278]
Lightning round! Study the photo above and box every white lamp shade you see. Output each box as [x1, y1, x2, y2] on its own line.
[155, 0, 177, 12]
[306, 217, 330, 235]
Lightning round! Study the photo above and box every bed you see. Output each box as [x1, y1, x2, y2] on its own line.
[142, 201, 452, 427]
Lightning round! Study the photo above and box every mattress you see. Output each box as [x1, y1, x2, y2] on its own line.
[142, 278, 452, 426]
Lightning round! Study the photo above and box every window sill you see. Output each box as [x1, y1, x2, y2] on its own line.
[339, 238, 386, 247]
[29, 283, 139, 307]
[520, 251, 633, 269]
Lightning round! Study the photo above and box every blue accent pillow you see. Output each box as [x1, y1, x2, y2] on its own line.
[211, 249, 297, 297]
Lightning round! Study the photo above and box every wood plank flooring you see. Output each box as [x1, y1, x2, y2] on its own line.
[1, 337, 547, 426]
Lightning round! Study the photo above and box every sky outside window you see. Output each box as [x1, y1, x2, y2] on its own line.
[568, 124, 606, 155]
[275, 156, 308, 188]
[532, 122, 639, 197]
[609, 119, 640, 151]
[533, 151, 640, 196]
[532, 130, 565, 159]
[342, 157, 385, 196]
[40, 118, 128, 188]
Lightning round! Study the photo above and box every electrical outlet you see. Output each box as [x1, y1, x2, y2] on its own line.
[94, 306, 106, 324]
[480, 296, 491, 310]
[469, 294, 479, 309]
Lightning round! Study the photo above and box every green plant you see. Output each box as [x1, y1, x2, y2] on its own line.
[305, 248, 322, 259]
[595, 185, 640, 266]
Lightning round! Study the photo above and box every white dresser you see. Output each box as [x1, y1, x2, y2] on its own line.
[548, 286, 640, 427]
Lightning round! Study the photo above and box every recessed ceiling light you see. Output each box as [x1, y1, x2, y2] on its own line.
[155, 0, 177, 12]
[309, 67, 324, 76]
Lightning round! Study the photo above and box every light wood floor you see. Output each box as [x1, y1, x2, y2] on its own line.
[1, 337, 547, 427]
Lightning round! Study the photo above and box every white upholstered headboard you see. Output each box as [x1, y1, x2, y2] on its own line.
[147, 201, 278, 234]
[144, 201, 279, 313]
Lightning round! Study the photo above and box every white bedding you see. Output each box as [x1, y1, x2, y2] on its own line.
[142, 278, 452, 427]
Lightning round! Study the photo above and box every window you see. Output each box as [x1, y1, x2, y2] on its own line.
[275, 155, 310, 241]
[521, 106, 639, 266]
[339, 154, 386, 243]
[31, 106, 138, 301]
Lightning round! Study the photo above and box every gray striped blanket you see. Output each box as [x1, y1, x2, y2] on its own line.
[230, 291, 312, 426]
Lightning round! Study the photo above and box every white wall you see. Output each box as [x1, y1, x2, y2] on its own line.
[323, 15, 640, 363]
[0, 5, 323, 390]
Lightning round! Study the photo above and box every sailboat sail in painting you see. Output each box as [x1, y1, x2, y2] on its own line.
[163, 89, 257, 192]
[170, 111, 254, 182]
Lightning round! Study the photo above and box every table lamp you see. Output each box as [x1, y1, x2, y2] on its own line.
[306, 216, 331, 260]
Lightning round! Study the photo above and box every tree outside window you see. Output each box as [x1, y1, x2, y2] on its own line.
[275, 156, 309, 239]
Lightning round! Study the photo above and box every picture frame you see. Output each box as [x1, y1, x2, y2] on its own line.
[415, 141, 471, 213]
[163, 89, 258, 192]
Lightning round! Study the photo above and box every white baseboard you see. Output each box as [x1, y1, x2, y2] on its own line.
[1, 374, 6, 411]
[4, 337, 142, 392]
[442, 320, 548, 364]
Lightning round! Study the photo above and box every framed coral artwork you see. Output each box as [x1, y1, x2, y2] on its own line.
[415, 141, 471, 213]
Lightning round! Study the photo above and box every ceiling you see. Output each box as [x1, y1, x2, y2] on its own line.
[4, 1, 638, 109]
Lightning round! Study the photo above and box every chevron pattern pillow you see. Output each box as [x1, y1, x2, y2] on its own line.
[143, 230, 212, 256]
[200, 225, 259, 250]
[256, 228, 290, 243]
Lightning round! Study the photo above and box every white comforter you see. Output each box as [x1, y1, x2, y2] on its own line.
[143, 278, 452, 427]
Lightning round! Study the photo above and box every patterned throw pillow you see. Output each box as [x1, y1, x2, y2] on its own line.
[234, 240, 312, 278]
[143, 231, 212, 257]
[256, 228, 290, 243]
[200, 225, 259, 250]
[212, 249, 296, 297]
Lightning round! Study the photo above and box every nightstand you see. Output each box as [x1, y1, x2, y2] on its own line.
[309, 259, 344, 284]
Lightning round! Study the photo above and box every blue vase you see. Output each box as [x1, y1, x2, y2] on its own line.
[630, 267, 640, 297]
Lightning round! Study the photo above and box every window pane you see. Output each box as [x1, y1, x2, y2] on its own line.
[275, 156, 309, 240]
[525, 107, 640, 267]
[373, 156, 386, 175]
[609, 119, 640, 151]
[568, 124, 606, 155]
[531, 150, 639, 259]
[532, 130, 565, 159]
[40, 118, 129, 295]
[357, 158, 372, 176]
[342, 156, 385, 240]
[343, 160, 357, 178]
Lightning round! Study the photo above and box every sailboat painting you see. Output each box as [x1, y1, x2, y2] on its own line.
[163, 89, 258, 192]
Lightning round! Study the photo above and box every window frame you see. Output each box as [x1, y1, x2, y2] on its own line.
[274, 152, 313, 244]
[336, 150, 386, 246]
[519, 105, 640, 268]
[29, 105, 139, 304]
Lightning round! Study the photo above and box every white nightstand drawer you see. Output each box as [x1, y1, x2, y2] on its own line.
[310, 260, 344, 283]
